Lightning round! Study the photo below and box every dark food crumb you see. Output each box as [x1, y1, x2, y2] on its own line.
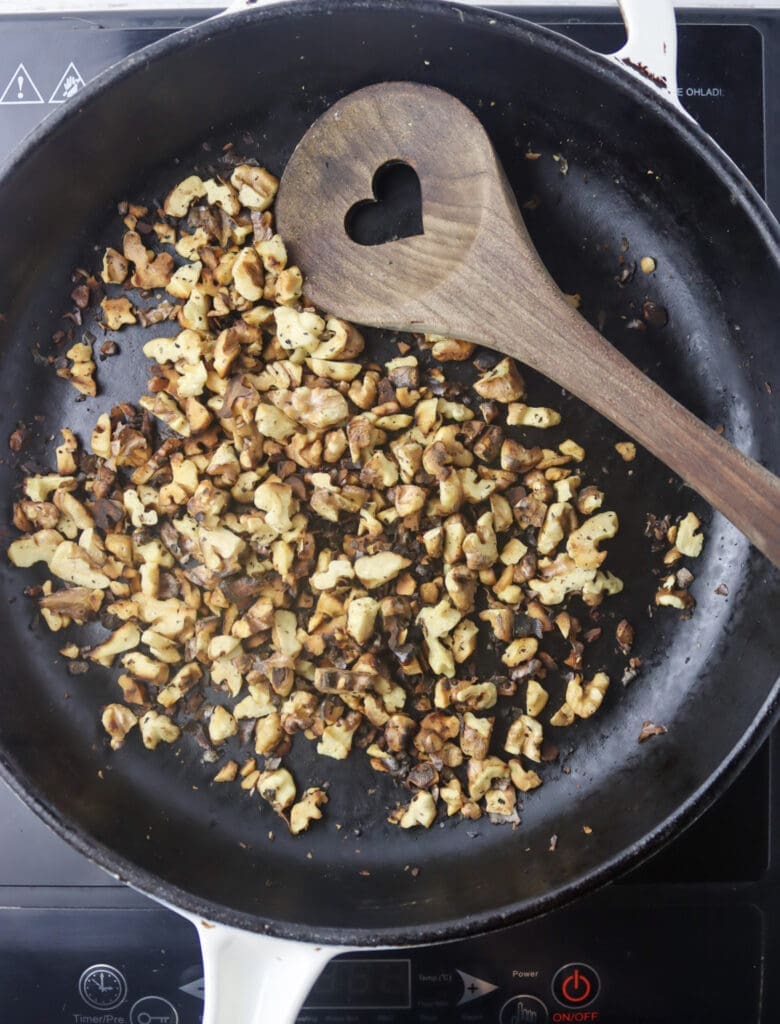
[8, 425, 30, 452]
[615, 618, 634, 654]
[638, 720, 668, 743]
[642, 300, 669, 328]
[676, 567, 694, 589]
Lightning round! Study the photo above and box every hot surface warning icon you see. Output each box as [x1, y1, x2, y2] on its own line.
[49, 62, 86, 103]
[0, 63, 44, 105]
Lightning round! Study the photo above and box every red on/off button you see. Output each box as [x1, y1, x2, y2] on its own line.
[551, 963, 600, 1009]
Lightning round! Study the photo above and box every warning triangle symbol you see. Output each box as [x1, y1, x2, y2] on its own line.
[49, 62, 86, 104]
[0, 63, 44, 105]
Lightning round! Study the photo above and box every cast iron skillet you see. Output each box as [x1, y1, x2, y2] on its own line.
[0, 0, 777, 967]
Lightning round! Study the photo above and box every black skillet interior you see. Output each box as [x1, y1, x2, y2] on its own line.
[0, 0, 778, 946]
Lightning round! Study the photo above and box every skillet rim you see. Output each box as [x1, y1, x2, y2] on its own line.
[0, 0, 778, 945]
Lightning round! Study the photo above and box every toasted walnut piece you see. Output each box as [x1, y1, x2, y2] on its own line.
[393, 484, 426, 518]
[121, 652, 169, 685]
[460, 712, 493, 759]
[25, 475, 76, 503]
[501, 636, 539, 668]
[101, 247, 128, 284]
[56, 341, 96, 397]
[50, 542, 110, 589]
[479, 606, 513, 643]
[467, 756, 510, 800]
[254, 712, 284, 755]
[310, 317, 365, 361]
[307, 358, 362, 383]
[291, 386, 348, 430]
[354, 552, 412, 589]
[549, 702, 576, 727]
[505, 714, 542, 761]
[473, 358, 525, 403]
[484, 783, 516, 816]
[290, 788, 328, 835]
[615, 441, 637, 462]
[208, 705, 238, 745]
[213, 761, 239, 783]
[582, 569, 623, 606]
[317, 714, 361, 760]
[55, 428, 79, 476]
[391, 790, 437, 829]
[427, 335, 476, 361]
[256, 233, 287, 273]
[116, 674, 148, 706]
[166, 261, 202, 300]
[311, 558, 354, 592]
[526, 679, 549, 717]
[346, 595, 379, 644]
[676, 512, 704, 558]
[274, 266, 303, 306]
[102, 704, 137, 751]
[566, 672, 609, 718]
[231, 247, 265, 302]
[230, 164, 279, 211]
[655, 588, 694, 610]
[440, 776, 465, 816]
[101, 296, 136, 331]
[361, 451, 399, 488]
[576, 486, 604, 516]
[500, 537, 528, 566]
[53, 488, 93, 530]
[254, 479, 296, 534]
[87, 623, 141, 667]
[257, 768, 297, 816]
[201, 177, 240, 215]
[463, 512, 498, 570]
[123, 231, 174, 289]
[7, 528, 63, 568]
[88, 414, 113, 460]
[567, 511, 618, 569]
[452, 681, 497, 710]
[139, 710, 180, 750]
[506, 404, 561, 428]
[138, 393, 190, 437]
[451, 618, 479, 670]
[559, 439, 585, 462]
[537, 502, 577, 556]
[163, 174, 207, 217]
[158, 662, 202, 707]
[508, 759, 542, 792]
[175, 227, 209, 260]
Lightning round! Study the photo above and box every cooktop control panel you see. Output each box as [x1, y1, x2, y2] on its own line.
[0, 900, 761, 1023]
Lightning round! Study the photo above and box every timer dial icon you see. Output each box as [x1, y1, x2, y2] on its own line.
[78, 964, 128, 1010]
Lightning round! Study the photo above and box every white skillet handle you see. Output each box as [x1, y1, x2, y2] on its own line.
[214, 0, 281, 16]
[194, 918, 350, 1024]
[611, 0, 689, 115]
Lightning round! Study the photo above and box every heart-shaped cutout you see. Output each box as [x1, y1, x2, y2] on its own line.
[345, 160, 423, 246]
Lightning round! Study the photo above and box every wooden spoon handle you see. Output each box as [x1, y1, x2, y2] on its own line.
[486, 298, 780, 566]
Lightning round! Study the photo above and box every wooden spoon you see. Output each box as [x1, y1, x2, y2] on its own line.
[276, 82, 780, 566]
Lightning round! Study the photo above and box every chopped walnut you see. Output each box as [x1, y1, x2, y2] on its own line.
[7, 154, 659, 840]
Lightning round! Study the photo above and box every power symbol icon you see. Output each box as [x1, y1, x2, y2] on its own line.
[552, 963, 600, 1009]
[561, 968, 591, 1004]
